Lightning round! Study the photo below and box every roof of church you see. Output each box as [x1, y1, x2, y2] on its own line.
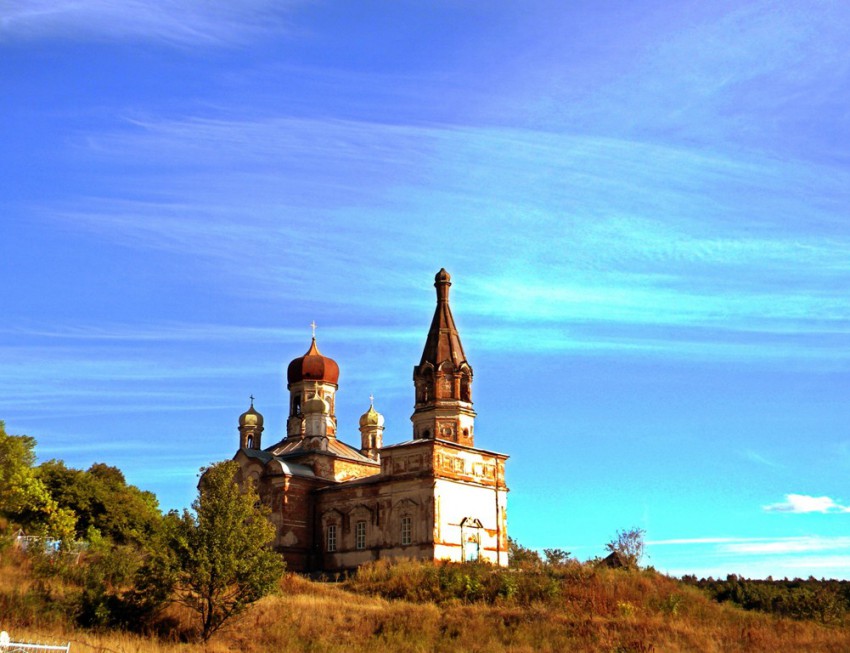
[381, 437, 508, 458]
[313, 473, 387, 491]
[237, 447, 316, 477]
[268, 436, 378, 465]
[287, 337, 340, 385]
[416, 268, 469, 371]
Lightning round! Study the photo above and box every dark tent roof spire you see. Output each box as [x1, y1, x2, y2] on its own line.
[418, 268, 467, 369]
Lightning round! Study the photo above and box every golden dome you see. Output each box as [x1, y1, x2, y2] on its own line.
[302, 390, 330, 415]
[239, 401, 264, 428]
[359, 401, 384, 428]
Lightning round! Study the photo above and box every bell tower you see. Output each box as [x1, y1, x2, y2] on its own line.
[285, 327, 340, 439]
[238, 398, 264, 450]
[411, 269, 475, 446]
[359, 396, 384, 460]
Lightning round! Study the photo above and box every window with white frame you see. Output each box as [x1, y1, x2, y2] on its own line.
[326, 524, 337, 552]
[400, 516, 412, 546]
[355, 520, 367, 550]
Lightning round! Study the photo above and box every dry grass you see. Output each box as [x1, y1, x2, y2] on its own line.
[1, 552, 849, 653]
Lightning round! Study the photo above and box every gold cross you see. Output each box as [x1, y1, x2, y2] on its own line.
[310, 320, 317, 338]
[369, 393, 374, 406]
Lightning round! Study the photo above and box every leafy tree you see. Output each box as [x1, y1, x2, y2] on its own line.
[171, 461, 284, 641]
[0, 421, 76, 540]
[605, 527, 646, 569]
[123, 511, 183, 627]
[543, 548, 572, 566]
[0, 421, 50, 522]
[37, 459, 161, 546]
[683, 575, 849, 624]
[507, 537, 543, 569]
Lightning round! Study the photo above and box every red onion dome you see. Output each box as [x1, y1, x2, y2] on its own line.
[287, 338, 340, 385]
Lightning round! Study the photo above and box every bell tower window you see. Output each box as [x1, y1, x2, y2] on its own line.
[461, 375, 471, 402]
[439, 376, 452, 398]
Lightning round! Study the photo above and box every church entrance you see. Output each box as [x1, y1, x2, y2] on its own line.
[460, 517, 482, 562]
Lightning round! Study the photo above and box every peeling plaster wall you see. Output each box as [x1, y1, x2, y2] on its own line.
[434, 478, 508, 566]
[315, 475, 436, 571]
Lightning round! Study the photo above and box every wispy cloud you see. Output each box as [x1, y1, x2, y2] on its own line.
[556, 2, 850, 160]
[0, 0, 301, 46]
[650, 535, 850, 554]
[649, 537, 750, 546]
[722, 536, 850, 555]
[42, 115, 850, 356]
[1, 322, 303, 343]
[662, 556, 850, 581]
[764, 494, 850, 514]
[743, 450, 783, 469]
[649, 535, 850, 578]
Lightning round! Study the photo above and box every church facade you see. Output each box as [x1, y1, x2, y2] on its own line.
[232, 270, 509, 572]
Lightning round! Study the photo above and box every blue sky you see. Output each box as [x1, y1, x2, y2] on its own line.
[2, 0, 849, 579]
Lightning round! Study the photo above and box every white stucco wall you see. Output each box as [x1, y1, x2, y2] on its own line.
[434, 478, 508, 566]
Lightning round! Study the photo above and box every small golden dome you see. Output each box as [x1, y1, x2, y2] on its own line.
[302, 390, 330, 415]
[359, 401, 384, 428]
[239, 401, 264, 428]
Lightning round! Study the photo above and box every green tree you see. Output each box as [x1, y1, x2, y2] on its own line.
[543, 548, 572, 567]
[37, 460, 161, 546]
[605, 527, 646, 569]
[0, 421, 71, 537]
[171, 461, 284, 641]
[507, 537, 543, 569]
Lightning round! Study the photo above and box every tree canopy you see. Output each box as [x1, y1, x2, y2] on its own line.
[1, 421, 49, 520]
[0, 421, 76, 540]
[169, 460, 284, 641]
[37, 459, 161, 545]
[1, 421, 163, 549]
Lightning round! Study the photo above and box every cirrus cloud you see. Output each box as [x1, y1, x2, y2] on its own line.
[0, 0, 301, 46]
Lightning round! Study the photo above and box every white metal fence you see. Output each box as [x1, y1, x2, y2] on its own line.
[0, 630, 70, 652]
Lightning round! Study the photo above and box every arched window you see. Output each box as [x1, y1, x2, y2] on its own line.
[421, 366, 434, 403]
[326, 524, 337, 552]
[439, 375, 452, 398]
[460, 375, 471, 402]
[355, 521, 367, 550]
[400, 516, 412, 546]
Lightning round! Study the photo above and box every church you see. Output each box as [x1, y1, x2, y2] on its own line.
[232, 269, 509, 572]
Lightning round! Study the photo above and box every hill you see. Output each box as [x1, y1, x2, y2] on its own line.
[2, 552, 849, 653]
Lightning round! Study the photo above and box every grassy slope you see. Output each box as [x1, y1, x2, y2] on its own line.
[2, 553, 849, 653]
